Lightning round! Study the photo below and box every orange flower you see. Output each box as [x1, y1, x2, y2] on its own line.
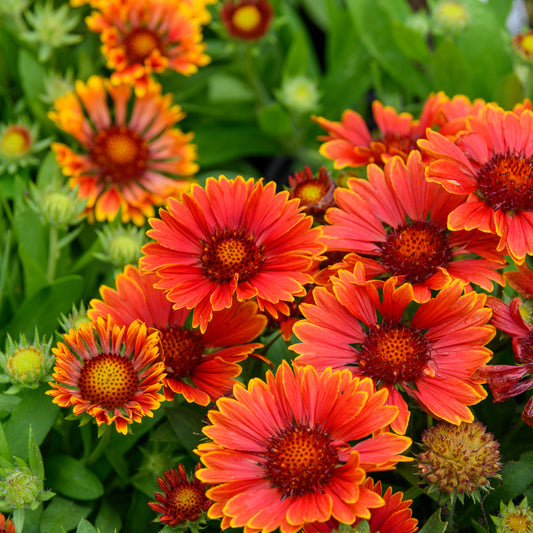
[505, 261, 533, 298]
[0, 513, 15, 533]
[303, 478, 418, 533]
[141, 175, 325, 332]
[49, 76, 197, 225]
[47, 316, 165, 434]
[312, 92, 446, 169]
[148, 464, 211, 527]
[88, 264, 267, 405]
[419, 103, 533, 264]
[292, 266, 494, 434]
[220, 0, 274, 41]
[321, 151, 505, 302]
[195, 361, 412, 533]
[86, 0, 211, 95]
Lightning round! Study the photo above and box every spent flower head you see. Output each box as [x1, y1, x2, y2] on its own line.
[492, 497, 533, 533]
[0, 329, 54, 392]
[21, 0, 82, 62]
[417, 421, 502, 503]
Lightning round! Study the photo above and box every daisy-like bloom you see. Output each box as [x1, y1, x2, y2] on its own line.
[49, 76, 197, 225]
[419, 103, 533, 264]
[513, 30, 533, 62]
[478, 296, 533, 427]
[321, 151, 505, 302]
[287, 166, 336, 225]
[47, 316, 165, 434]
[148, 464, 211, 527]
[86, 0, 210, 95]
[292, 266, 494, 434]
[141, 175, 326, 333]
[220, 0, 274, 41]
[195, 361, 412, 533]
[303, 478, 418, 533]
[88, 264, 266, 405]
[312, 92, 447, 169]
[0, 513, 15, 533]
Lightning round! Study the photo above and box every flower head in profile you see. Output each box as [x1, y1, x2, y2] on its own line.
[88, 264, 267, 405]
[303, 478, 418, 533]
[86, 0, 211, 95]
[195, 361, 412, 533]
[141, 175, 325, 332]
[47, 316, 165, 434]
[148, 464, 211, 527]
[292, 266, 494, 434]
[419, 104, 533, 264]
[49, 76, 197, 225]
[321, 151, 505, 302]
[220, 0, 274, 41]
[312, 92, 446, 169]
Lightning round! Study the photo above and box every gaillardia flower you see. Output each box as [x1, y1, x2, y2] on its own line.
[195, 361, 412, 533]
[303, 478, 418, 533]
[220, 0, 274, 41]
[88, 264, 266, 405]
[492, 497, 533, 533]
[148, 464, 211, 527]
[513, 30, 533, 62]
[141, 175, 325, 332]
[419, 103, 533, 264]
[0, 513, 15, 533]
[47, 316, 165, 434]
[49, 76, 197, 225]
[86, 0, 211, 95]
[292, 266, 494, 434]
[321, 151, 505, 302]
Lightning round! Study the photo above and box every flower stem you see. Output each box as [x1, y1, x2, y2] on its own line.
[83, 426, 111, 466]
[47, 225, 59, 281]
[239, 43, 271, 107]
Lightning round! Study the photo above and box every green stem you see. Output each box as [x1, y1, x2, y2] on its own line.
[46, 225, 59, 281]
[83, 426, 111, 466]
[239, 43, 271, 107]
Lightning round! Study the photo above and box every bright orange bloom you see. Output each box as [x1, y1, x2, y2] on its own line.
[195, 361, 412, 533]
[292, 266, 494, 434]
[49, 76, 197, 225]
[303, 478, 418, 533]
[419, 103, 533, 264]
[312, 92, 446, 169]
[148, 464, 211, 527]
[505, 261, 533, 298]
[88, 264, 267, 405]
[86, 0, 211, 95]
[0, 513, 15, 533]
[321, 151, 505, 302]
[220, 0, 274, 41]
[47, 316, 165, 434]
[141, 176, 326, 332]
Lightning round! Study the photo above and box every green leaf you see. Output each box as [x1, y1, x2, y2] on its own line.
[282, 29, 312, 80]
[27, 426, 44, 482]
[165, 404, 206, 452]
[257, 103, 294, 139]
[391, 20, 432, 63]
[76, 518, 98, 533]
[206, 72, 255, 103]
[418, 509, 448, 533]
[17, 49, 47, 124]
[4, 386, 60, 461]
[44, 454, 104, 501]
[18, 243, 48, 297]
[36, 151, 62, 189]
[0, 419, 10, 460]
[95, 499, 123, 533]
[431, 39, 472, 97]
[40, 496, 93, 533]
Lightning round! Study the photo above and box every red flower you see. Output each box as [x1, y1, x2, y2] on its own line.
[220, 0, 274, 41]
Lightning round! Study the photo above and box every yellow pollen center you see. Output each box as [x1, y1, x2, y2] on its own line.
[232, 5, 261, 31]
[78, 354, 138, 409]
[295, 182, 326, 206]
[505, 514, 533, 532]
[359, 323, 431, 385]
[7, 347, 44, 382]
[264, 424, 338, 498]
[0, 126, 31, 156]
[521, 35, 533, 55]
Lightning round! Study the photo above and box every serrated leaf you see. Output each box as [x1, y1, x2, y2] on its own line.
[44, 454, 104, 501]
[40, 496, 93, 533]
[418, 509, 448, 533]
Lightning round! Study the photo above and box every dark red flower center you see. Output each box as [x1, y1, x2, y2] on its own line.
[200, 228, 265, 284]
[123, 28, 163, 64]
[78, 354, 138, 409]
[378, 220, 452, 283]
[91, 126, 149, 183]
[263, 423, 339, 498]
[168, 484, 207, 523]
[359, 322, 431, 385]
[160, 327, 204, 378]
[380, 133, 415, 159]
[477, 150, 533, 213]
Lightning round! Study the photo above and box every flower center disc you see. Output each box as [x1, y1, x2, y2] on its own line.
[123, 28, 162, 64]
[294, 182, 327, 206]
[170, 485, 205, 522]
[263, 424, 338, 498]
[160, 327, 204, 378]
[200, 228, 264, 283]
[78, 353, 138, 409]
[359, 322, 431, 385]
[0, 126, 31, 156]
[477, 151, 533, 213]
[232, 5, 262, 32]
[379, 220, 452, 283]
[91, 126, 148, 183]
